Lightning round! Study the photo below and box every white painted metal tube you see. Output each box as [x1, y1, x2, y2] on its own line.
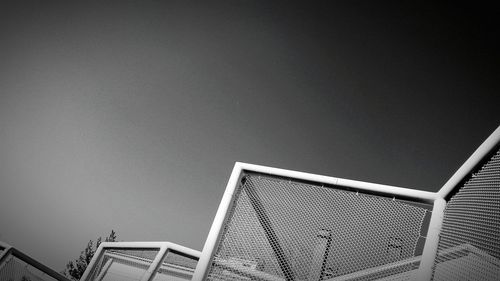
[93, 241, 169, 248]
[438, 125, 500, 199]
[102, 251, 156, 267]
[193, 162, 438, 281]
[164, 242, 202, 259]
[237, 162, 437, 202]
[192, 164, 243, 281]
[95, 259, 112, 281]
[80, 241, 201, 281]
[0, 244, 70, 281]
[100, 248, 201, 273]
[413, 197, 446, 281]
[80, 243, 106, 281]
[140, 244, 168, 281]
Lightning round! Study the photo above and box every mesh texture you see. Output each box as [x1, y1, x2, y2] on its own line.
[207, 174, 430, 281]
[0, 255, 58, 281]
[162, 251, 198, 270]
[152, 251, 198, 281]
[85, 248, 159, 281]
[432, 148, 500, 281]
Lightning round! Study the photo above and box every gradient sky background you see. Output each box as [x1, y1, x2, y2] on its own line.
[0, 1, 499, 271]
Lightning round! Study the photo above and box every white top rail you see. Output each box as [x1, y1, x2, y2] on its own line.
[236, 162, 438, 201]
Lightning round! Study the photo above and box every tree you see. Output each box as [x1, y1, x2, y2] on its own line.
[63, 230, 117, 280]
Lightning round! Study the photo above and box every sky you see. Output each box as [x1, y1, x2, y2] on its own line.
[0, 1, 499, 272]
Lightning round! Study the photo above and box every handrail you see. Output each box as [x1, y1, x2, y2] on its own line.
[0, 243, 70, 281]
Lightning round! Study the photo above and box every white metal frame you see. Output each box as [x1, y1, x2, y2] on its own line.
[80, 241, 201, 281]
[0, 241, 71, 281]
[192, 163, 439, 281]
[437, 126, 500, 199]
[192, 126, 500, 281]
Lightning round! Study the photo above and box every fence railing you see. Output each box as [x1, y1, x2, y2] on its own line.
[80, 241, 200, 281]
[0, 242, 70, 281]
[193, 126, 500, 281]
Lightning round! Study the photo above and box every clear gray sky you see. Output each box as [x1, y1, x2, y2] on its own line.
[0, 1, 499, 271]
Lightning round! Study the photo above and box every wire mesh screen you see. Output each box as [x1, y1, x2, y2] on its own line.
[432, 148, 500, 281]
[151, 250, 199, 281]
[0, 255, 58, 281]
[85, 248, 159, 281]
[207, 173, 430, 281]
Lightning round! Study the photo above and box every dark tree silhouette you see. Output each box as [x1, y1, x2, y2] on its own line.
[63, 230, 117, 280]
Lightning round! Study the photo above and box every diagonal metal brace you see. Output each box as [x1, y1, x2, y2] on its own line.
[244, 176, 295, 281]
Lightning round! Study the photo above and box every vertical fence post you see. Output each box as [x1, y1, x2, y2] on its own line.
[414, 197, 446, 281]
[140, 244, 168, 281]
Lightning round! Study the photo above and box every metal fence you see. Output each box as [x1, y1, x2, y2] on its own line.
[193, 126, 500, 281]
[192, 163, 437, 281]
[0, 242, 70, 281]
[208, 173, 431, 281]
[3, 125, 498, 281]
[80, 242, 200, 281]
[431, 148, 499, 281]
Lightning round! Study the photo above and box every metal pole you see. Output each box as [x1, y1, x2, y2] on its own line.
[192, 164, 243, 281]
[414, 197, 446, 281]
[140, 245, 168, 281]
